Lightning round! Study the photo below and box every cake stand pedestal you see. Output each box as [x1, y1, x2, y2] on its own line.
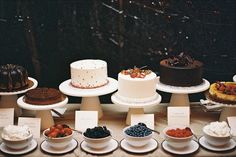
[59, 77, 118, 119]
[0, 77, 38, 117]
[17, 96, 68, 130]
[156, 77, 210, 106]
[111, 93, 162, 125]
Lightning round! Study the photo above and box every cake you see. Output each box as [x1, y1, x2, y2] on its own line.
[116, 67, 158, 102]
[70, 59, 108, 88]
[24, 88, 65, 105]
[159, 53, 203, 87]
[208, 82, 236, 104]
[0, 64, 29, 91]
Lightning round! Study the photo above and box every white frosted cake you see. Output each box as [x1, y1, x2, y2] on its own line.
[116, 67, 158, 103]
[70, 59, 108, 88]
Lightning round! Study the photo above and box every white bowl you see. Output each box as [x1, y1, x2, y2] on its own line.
[163, 126, 193, 149]
[203, 126, 231, 147]
[1, 133, 33, 150]
[43, 129, 73, 149]
[83, 133, 112, 149]
[123, 126, 153, 147]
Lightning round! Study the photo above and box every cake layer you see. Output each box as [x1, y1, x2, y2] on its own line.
[160, 60, 203, 87]
[25, 88, 64, 105]
[0, 64, 29, 91]
[70, 59, 108, 88]
[117, 72, 157, 99]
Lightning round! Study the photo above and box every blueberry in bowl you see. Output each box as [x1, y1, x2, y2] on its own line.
[123, 123, 153, 147]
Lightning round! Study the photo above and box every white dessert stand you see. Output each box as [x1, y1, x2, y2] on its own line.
[111, 92, 162, 125]
[0, 77, 38, 117]
[17, 96, 68, 130]
[200, 96, 236, 122]
[156, 77, 210, 106]
[59, 77, 118, 119]
[233, 75, 236, 82]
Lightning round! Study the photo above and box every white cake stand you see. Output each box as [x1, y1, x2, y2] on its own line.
[0, 77, 38, 117]
[233, 75, 236, 82]
[111, 92, 162, 125]
[59, 77, 118, 119]
[17, 96, 68, 130]
[156, 77, 210, 106]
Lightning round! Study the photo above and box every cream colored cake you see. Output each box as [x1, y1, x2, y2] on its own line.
[116, 68, 158, 103]
[70, 59, 108, 88]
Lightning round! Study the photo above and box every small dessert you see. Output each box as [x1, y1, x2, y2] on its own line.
[44, 124, 73, 138]
[203, 121, 230, 137]
[209, 82, 236, 104]
[70, 59, 108, 89]
[166, 127, 193, 138]
[160, 53, 203, 86]
[83, 126, 111, 138]
[24, 87, 65, 105]
[124, 123, 152, 137]
[2, 125, 31, 140]
[116, 67, 158, 103]
[0, 64, 29, 91]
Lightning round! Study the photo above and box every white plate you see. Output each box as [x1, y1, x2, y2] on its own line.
[59, 77, 118, 97]
[156, 77, 210, 94]
[233, 75, 236, 82]
[111, 92, 162, 107]
[80, 138, 118, 155]
[120, 138, 158, 154]
[17, 96, 68, 110]
[0, 77, 38, 95]
[0, 139, 37, 155]
[162, 140, 199, 155]
[199, 136, 236, 152]
[41, 138, 78, 155]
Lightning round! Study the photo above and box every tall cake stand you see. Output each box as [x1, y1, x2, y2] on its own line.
[0, 77, 38, 117]
[156, 77, 210, 106]
[111, 93, 162, 125]
[17, 96, 68, 130]
[59, 77, 118, 119]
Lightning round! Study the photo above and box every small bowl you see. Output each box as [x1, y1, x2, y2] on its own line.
[203, 126, 231, 147]
[43, 129, 73, 149]
[83, 134, 112, 149]
[1, 133, 33, 150]
[163, 126, 193, 149]
[123, 126, 153, 147]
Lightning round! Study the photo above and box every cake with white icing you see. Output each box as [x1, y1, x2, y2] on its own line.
[116, 67, 158, 103]
[70, 59, 108, 88]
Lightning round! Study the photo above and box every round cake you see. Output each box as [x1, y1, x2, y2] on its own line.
[0, 64, 29, 91]
[70, 59, 108, 89]
[159, 53, 203, 87]
[24, 88, 64, 105]
[209, 82, 236, 104]
[116, 67, 158, 102]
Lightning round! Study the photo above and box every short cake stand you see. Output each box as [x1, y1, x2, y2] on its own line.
[111, 93, 162, 125]
[59, 77, 118, 119]
[17, 96, 68, 130]
[156, 76, 210, 106]
[0, 77, 38, 117]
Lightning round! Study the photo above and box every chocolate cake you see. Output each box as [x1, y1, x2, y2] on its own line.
[0, 64, 29, 91]
[24, 88, 64, 105]
[159, 53, 203, 87]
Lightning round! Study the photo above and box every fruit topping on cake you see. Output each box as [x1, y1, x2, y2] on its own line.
[121, 66, 152, 78]
[215, 82, 236, 95]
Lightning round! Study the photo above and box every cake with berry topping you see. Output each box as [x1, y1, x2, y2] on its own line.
[116, 67, 158, 102]
[209, 82, 236, 104]
[0, 64, 29, 91]
[160, 53, 203, 87]
[70, 59, 108, 89]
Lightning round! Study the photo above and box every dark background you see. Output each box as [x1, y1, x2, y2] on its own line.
[0, 0, 235, 103]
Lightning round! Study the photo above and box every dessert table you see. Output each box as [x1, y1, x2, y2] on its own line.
[0, 103, 235, 157]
